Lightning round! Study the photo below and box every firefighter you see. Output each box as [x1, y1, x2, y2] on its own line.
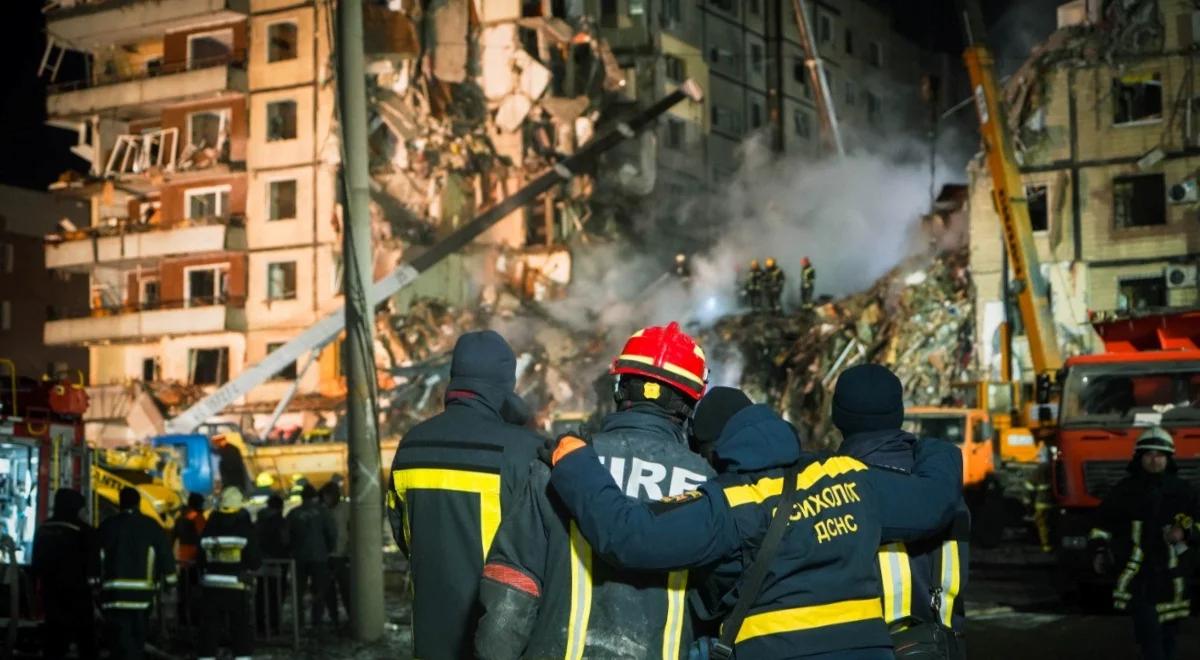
[172, 492, 206, 625]
[287, 483, 337, 628]
[255, 494, 289, 635]
[197, 486, 260, 660]
[800, 256, 816, 307]
[742, 259, 764, 310]
[763, 256, 785, 313]
[321, 480, 351, 626]
[673, 252, 692, 281]
[476, 321, 716, 658]
[387, 330, 543, 659]
[542, 383, 963, 659]
[31, 488, 97, 659]
[97, 487, 175, 660]
[832, 364, 969, 659]
[213, 435, 251, 495]
[1089, 427, 1198, 660]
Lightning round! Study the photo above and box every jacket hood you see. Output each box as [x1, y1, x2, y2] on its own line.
[838, 428, 917, 473]
[600, 405, 687, 446]
[710, 404, 801, 473]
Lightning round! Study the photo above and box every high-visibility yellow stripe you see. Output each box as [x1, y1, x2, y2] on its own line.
[877, 543, 911, 623]
[723, 457, 867, 507]
[616, 353, 704, 387]
[939, 540, 961, 628]
[1114, 520, 1144, 600]
[1088, 528, 1111, 541]
[392, 468, 502, 560]
[661, 570, 688, 660]
[565, 523, 593, 660]
[736, 598, 882, 644]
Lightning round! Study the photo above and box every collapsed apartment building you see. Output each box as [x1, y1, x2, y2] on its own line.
[969, 0, 1200, 383]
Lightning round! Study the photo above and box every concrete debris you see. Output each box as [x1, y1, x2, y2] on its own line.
[428, 0, 470, 83]
[702, 247, 975, 450]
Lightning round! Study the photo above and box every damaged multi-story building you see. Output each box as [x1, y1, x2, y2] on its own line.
[969, 0, 1200, 379]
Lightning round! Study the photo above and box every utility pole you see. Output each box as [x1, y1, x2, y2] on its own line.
[335, 0, 384, 642]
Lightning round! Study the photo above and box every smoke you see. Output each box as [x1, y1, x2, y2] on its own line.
[989, 0, 1061, 77]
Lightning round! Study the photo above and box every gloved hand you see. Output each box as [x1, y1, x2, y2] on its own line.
[537, 433, 590, 467]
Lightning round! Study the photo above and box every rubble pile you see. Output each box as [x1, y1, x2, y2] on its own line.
[706, 247, 974, 450]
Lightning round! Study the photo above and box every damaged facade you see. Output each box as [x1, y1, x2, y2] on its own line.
[969, 0, 1200, 381]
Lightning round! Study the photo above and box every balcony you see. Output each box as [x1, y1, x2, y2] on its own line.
[45, 216, 246, 272]
[46, 0, 249, 50]
[44, 297, 247, 346]
[47, 55, 247, 120]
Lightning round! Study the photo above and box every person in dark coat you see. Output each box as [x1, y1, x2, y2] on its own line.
[255, 494, 290, 635]
[172, 492, 206, 626]
[214, 436, 251, 494]
[832, 364, 970, 658]
[1090, 426, 1198, 660]
[475, 322, 714, 659]
[31, 488, 97, 659]
[96, 487, 175, 660]
[321, 481, 351, 626]
[387, 330, 544, 659]
[197, 486, 260, 660]
[543, 386, 963, 659]
[286, 483, 336, 628]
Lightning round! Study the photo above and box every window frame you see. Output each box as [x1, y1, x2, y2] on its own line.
[186, 28, 234, 70]
[266, 99, 299, 142]
[186, 108, 230, 150]
[183, 263, 230, 308]
[267, 341, 299, 380]
[267, 260, 298, 301]
[138, 276, 161, 309]
[266, 20, 300, 63]
[1112, 74, 1164, 127]
[1112, 173, 1167, 229]
[267, 177, 299, 222]
[184, 184, 233, 220]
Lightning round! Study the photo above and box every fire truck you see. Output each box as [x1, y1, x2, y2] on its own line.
[0, 360, 90, 639]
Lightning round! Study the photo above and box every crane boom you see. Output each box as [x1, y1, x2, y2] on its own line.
[791, 0, 844, 157]
[960, 3, 1063, 375]
[165, 81, 704, 434]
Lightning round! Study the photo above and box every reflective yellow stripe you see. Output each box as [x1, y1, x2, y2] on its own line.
[1114, 520, 1143, 601]
[723, 457, 867, 508]
[1088, 528, 1111, 541]
[877, 543, 911, 623]
[392, 468, 502, 560]
[102, 601, 151, 610]
[616, 353, 704, 387]
[736, 598, 883, 644]
[565, 522, 593, 660]
[103, 579, 155, 590]
[939, 540, 961, 628]
[661, 570, 687, 660]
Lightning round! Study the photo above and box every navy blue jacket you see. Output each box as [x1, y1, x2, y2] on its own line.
[388, 381, 543, 660]
[476, 405, 715, 659]
[549, 404, 962, 659]
[838, 429, 970, 631]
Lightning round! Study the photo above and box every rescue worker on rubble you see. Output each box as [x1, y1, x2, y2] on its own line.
[1089, 426, 1198, 660]
[742, 259, 764, 310]
[542, 381, 962, 659]
[172, 492, 207, 625]
[287, 483, 337, 628]
[197, 486, 261, 660]
[31, 487, 97, 659]
[832, 364, 970, 659]
[387, 329, 543, 659]
[97, 487, 175, 660]
[763, 257, 785, 313]
[674, 252, 692, 281]
[475, 322, 716, 658]
[800, 256, 816, 307]
[256, 493, 290, 635]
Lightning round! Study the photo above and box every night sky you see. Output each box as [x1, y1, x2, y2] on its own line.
[0, 0, 1058, 190]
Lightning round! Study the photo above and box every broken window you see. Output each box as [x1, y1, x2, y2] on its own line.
[269, 179, 297, 221]
[1113, 174, 1166, 228]
[188, 347, 229, 386]
[844, 28, 854, 55]
[869, 42, 883, 68]
[750, 102, 763, 129]
[141, 357, 156, 382]
[750, 43, 764, 74]
[666, 119, 685, 150]
[1113, 74, 1162, 125]
[664, 55, 686, 83]
[817, 14, 832, 45]
[866, 92, 882, 127]
[186, 265, 229, 306]
[600, 0, 618, 28]
[267, 342, 298, 380]
[1026, 185, 1049, 232]
[186, 185, 231, 220]
[1117, 276, 1166, 310]
[267, 100, 298, 141]
[268, 261, 297, 300]
[794, 110, 811, 138]
[268, 21, 298, 63]
[188, 110, 228, 150]
[188, 29, 233, 68]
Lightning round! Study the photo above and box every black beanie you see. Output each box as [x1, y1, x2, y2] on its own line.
[692, 387, 753, 452]
[832, 364, 904, 436]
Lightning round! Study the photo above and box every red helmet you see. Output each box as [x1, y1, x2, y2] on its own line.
[801, 256, 811, 266]
[610, 322, 708, 400]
